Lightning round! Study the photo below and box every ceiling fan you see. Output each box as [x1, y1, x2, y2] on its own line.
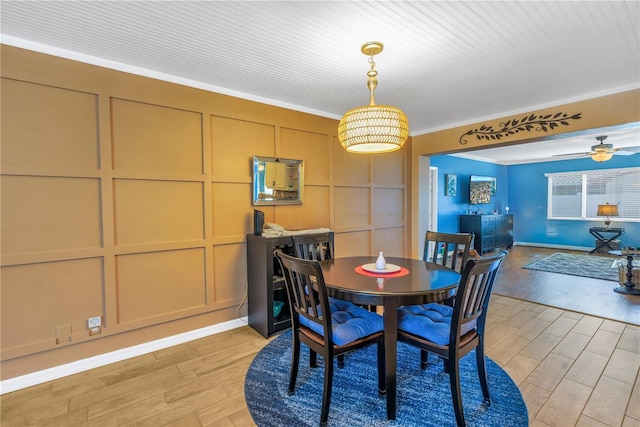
[554, 135, 640, 162]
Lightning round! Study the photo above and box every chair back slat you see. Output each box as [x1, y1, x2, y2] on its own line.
[292, 233, 334, 261]
[452, 250, 507, 339]
[423, 231, 473, 273]
[275, 250, 333, 344]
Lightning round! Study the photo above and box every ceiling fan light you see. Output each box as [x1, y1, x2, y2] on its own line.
[591, 151, 613, 162]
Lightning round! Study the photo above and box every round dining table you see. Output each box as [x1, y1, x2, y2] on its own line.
[320, 256, 462, 420]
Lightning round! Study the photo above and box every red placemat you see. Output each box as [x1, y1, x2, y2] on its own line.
[355, 265, 410, 278]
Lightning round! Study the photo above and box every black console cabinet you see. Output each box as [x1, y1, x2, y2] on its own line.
[246, 232, 334, 338]
[460, 214, 513, 254]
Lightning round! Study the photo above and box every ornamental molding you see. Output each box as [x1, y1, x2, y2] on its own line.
[459, 112, 582, 145]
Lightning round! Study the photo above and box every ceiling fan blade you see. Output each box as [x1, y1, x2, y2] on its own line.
[613, 145, 640, 155]
[552, 152, 589, 158]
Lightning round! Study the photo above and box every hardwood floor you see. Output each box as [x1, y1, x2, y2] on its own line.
[1, 246, 639, 426]
[494, 246, 639, 325]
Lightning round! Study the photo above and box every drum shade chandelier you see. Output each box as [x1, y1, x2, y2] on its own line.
[338, 42, 409, 154]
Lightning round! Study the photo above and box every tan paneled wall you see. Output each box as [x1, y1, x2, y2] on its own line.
[0, 45, 408, 379]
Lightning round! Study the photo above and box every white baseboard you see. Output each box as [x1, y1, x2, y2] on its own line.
[0, 317, 248, 395]
[514, 241, 592, 252]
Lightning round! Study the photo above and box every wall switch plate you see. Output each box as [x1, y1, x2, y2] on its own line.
[88, 316, 101, 328]
[88, 316, 102, 335]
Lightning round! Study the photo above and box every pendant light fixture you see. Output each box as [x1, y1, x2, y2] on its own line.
[338, 41, 409, 154]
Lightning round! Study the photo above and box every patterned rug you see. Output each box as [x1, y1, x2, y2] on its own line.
[245, 331, 528, 426]
[523, 252, 636, 281]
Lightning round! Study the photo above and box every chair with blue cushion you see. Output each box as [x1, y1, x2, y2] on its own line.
[423, 230, 474, 273]
[275, 250, 385, 426]
[398, 250, 508, 427]
[423, 230, 475, 320]
[293, 232, 359, 368]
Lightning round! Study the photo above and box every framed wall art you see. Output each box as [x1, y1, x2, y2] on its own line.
[446, 174, 457, 196]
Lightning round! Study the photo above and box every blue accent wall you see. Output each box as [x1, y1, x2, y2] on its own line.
[431, 154, 640, 249]
[430, 156, 508, 233]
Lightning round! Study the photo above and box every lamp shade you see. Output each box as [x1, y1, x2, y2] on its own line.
[597, 203, 619, 217]
[338, 41, 409, 154]
[338, 105, 409, 153]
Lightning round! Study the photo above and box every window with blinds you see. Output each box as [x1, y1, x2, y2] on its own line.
[546, 167, 640, 220]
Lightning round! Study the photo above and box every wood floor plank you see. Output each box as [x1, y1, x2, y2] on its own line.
[74, 394, 167, 427]
[86, 369, 196, 420]
[69, 365, 182, 412]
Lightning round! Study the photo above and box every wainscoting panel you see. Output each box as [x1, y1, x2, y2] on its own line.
[334, 187, 371, 228]
[211, 182, 253, 239]
[275, 185, 330, 230]
[333, 138, 371, 185]
[374, 149, 404, 185]
[1, 79, 99, 172]
[111, 98, 204, 174]
[212, 243, 248, 304]
[0, 258, 104, 358]
[374, 187, 404, 226]
[113, 179, 205, 245]
[374, 227, 406, 257]
[281, 128, 331, 185]
[0, 176, 102, 255]
[334, 231, 371, 258]
[210, 116, 276, 179]
[115, 248, 206, 324]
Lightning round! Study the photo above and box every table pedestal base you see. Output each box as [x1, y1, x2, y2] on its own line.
[614, 286, 640, 295]
[613, 254, 640, 295]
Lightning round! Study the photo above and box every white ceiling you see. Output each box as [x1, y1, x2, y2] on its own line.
[1, 1, 639, 164]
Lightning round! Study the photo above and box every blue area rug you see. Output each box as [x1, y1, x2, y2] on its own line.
[245, 331, 528, 426]
[523, 252, 635, 282]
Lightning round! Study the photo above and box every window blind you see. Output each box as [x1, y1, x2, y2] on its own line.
[546, 167, 640, 220]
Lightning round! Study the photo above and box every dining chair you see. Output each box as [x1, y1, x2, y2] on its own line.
[397, 250, 508, 427]
[274, 250, 385, 426]
[292, 233, 348, 368]
[423, 230, 474, 273]
[292, 232, 371, 369]
[292, 232, 334, 262]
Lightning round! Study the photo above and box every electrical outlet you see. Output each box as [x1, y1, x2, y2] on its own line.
[88, 316, 102, 335]
[56, 324, 72, 344]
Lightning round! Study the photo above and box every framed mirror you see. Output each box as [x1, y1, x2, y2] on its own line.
[252, 156, 304, 205]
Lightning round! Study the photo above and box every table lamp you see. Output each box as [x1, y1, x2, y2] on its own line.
[597, 203, 619, 229]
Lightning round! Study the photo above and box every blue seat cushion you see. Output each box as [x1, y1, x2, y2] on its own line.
[397, 303, 476, 345]
[299, 299, 383, 346]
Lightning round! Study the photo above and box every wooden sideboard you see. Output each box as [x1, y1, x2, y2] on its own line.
[460, 214, 513, 254]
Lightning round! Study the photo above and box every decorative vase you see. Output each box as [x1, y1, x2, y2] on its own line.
[376, 252, 386, 270]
